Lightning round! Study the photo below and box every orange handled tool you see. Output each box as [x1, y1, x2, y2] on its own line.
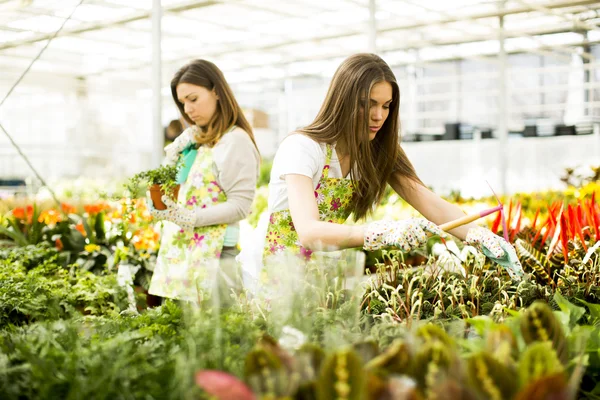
[438, 182, 509, 242]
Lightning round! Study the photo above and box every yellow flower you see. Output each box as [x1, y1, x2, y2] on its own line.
[84, 244, 101, 253]
[278, 225, 292, 236]
[197, 187, 209, 198]
[38, 209, 62, 225]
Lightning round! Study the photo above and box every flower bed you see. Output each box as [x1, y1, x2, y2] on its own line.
[0, 180, 599, 399]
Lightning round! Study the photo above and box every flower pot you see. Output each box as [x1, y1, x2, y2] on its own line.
[149, 184, 180, 210]
[133, 286, 163, 310]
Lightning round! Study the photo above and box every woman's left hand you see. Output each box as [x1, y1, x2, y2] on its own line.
[148, 195, 195, 230]
[465, 226, 524, 280]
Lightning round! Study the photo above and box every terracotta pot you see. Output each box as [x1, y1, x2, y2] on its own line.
[149, 184, 180, 210]
[133, 286, 163, 310]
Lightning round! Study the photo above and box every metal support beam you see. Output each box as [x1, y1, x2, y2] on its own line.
[368, 0, 376, 53]
[498, 2, 509, 195]
[0, 0, 218, 51]
[177, 0, 598, 57]
[398, 0, 596, 62]
[582, 30, 593, 116]
[514, 0, 600, 32]
[152, 0, 162, 168]
[93, 23, 593, 79]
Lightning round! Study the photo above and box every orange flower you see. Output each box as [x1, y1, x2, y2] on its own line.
[84, 202, 109, 215]
[132, 227, 160, 251]
[61, 202, 77, 214]
[75, 221, 86, 236]
[55, 238, 64, 251]
[12, 207, 25, 220]
[12, 205, 33, 224]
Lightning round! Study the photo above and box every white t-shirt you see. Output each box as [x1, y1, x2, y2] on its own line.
[239, 133, 350, 289]
[268, 133, 349, 213]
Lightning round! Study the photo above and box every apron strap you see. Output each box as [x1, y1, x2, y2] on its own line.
[322, 143, 334, 179]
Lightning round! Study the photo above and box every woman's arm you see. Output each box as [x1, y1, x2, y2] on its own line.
[388, 172, 478, 240]
[191, 129, 259, 226]
[286, 174, 366, 250]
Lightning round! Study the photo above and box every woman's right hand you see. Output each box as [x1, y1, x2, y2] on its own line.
[163, 127, 196, 166]
[363, 218, 444, 251]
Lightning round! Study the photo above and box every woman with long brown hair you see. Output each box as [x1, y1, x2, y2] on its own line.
[262, 53, 522, 279]
[148, 59, 260, 302]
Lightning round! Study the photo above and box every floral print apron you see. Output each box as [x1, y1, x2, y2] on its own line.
[149, 145, 227, 302]
[263, 143, 355, 262]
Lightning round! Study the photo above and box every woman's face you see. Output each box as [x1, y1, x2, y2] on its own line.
[176, 82, 218, 127]
[367, 81, 393, 141]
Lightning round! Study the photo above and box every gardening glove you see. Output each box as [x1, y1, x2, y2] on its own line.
[148, 195, 196, 230]
[465, 226, 524, 280]
[363, 218, 444, 251]
[163, 127, 197, 167]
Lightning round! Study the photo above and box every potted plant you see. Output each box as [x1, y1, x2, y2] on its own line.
[126, 164, 180, 210]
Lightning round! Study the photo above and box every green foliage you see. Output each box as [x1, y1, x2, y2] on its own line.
[0, 316, 178, 399]
[518, 341, 566, 388]
[247, 187, 268, 228]
[520, 300, 568, 365]
[0, 245, 128, 328]
[257, 157, 272, 188]
[317, 349, 366, 400]
[0, 204, 45, 246]
[1, 180, 600, 398]
[125, 163, 179, 198]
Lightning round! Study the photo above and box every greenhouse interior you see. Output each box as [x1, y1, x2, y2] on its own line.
[1, 0, 600, 398]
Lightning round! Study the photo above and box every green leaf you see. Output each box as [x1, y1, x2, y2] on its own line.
[94, 211, 106, 241]
[466, 316, 495, 337]
[61, 227, 86, 252]
[576, 298, 600, 326]
[82, 217, 95, 244]
[0, 225, 28, 246]
[554, 292, 585, 327]
[30, 203, 43, 244]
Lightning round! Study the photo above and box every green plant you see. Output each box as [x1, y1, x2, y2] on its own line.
[0, 244, 128, 328]
[0, 204, 46, 246]
[125, 164, 179, 199]
[257, 157, 272, 188]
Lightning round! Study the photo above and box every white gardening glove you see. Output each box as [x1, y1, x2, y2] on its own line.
[464, 226, 511, 258]
[363, 218, 444, 251]
[163, 127, 197, 166]
[465, 226, 524, 280]
[149, 195, 196, 230]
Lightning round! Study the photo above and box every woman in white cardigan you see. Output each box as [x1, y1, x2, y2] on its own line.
[148, 59, 260, 303]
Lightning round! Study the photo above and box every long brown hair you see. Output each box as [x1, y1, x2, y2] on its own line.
[171, 59, 259, 150]
[299, 53, 422, 220]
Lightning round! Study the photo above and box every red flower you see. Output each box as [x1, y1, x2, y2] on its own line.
[330, 198, 341, 211]
[299, 246, 313, 261]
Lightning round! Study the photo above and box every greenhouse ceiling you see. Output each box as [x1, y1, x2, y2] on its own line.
[1, 0, 599, 85]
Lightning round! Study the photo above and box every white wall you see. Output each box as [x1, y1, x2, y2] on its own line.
[404, 132, 600, 197]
